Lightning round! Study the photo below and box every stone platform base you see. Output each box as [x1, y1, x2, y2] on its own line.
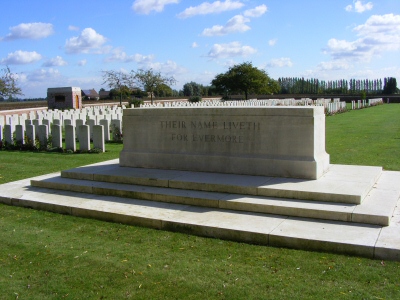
[1, 159, 400, 260]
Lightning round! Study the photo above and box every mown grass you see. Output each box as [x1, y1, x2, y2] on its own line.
[0, 143, 123, 185]
[326, 104, 400, 170]
[0, 104, 400, 299]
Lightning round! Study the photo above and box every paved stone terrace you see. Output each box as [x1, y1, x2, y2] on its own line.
[1, 160, 399, 261]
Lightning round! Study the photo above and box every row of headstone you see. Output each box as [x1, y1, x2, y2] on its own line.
[326, 102, 347, 114]
[140, 98, 347, 114]
[2, 123, 104, 152]
[351, 98, 383, 110]
[2, 105, 123, 132]
[1, 118, 122, 152]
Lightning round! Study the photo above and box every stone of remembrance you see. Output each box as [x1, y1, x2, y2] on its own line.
[120, 106, 330, 179]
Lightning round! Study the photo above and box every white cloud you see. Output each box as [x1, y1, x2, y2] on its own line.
[105, 48, 155, 63]
[146, 60, 187, 76]
[104, 49, 186, 77]
[0, 50, 42, 65]
[178, 0, 244, 18]
[354, 0, 373, 13]
[191, 42, 199, 48]
[43, 56, 68, 67]
[327, 38, 357, 53]
[68, 25, 80, 31]
[266, 57, 293, 68]
[324, 14, 400, 61]
[207, 41, 257, 59]
[268, 39, 277, 46]
[65, 28, 108, 54]
[243, 4, 267, 18]
[345, 1, 373, 13]
[132, 0, 179, 14]
[27, 68, 61, 82]
[78, 59, 87, 66]
[317, 61, 351, 71]
[2, 22, 54, 41]
[202, 15, 251, 36]
[354, 13, 400, 35]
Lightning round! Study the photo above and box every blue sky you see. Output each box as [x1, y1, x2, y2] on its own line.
[1, 0, 399, 98]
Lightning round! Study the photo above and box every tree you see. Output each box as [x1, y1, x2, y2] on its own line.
[134, 69, 176, 104]
[211, 62, 279, 100]
[183, 81, 203, 97]
[0, 66, 23, 99]
[155, 83, 173, 97]
[102, 70, 135, 106]
[383, 77, 398, 95]
[183, 82, 193, 96]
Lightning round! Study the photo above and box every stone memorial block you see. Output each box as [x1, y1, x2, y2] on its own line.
[52, 124, 62, 148]
[120, 107, 330, 179]
[99, 119, 110, 141]
[93, 125, 105, 152]
[65, 125, 76, 152]
[78, 125, 90, 151]
[15, 125, 24, 145]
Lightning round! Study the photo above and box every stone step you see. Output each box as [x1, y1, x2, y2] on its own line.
[30, 172, 398, 226]
[1, 171, 400, 261]
[60, 160, 383, 204]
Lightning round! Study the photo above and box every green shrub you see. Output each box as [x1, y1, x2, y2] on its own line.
[129, 98, 144, 107]
[188, 96, 202, 103]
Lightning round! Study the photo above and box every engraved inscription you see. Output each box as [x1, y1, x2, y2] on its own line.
[161, 120, 260, 144]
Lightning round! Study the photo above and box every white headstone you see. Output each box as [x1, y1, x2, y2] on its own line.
[99, 119, 110, 141]
[65, 125, 76, 152]
[26, 125, 35, 146]
[75, 119, 84, 141]
[93, 125, 105, 152]
[38, 124, 48, 149]
[15, 125, 24, 145]
[78, 125, 90, 151]
[4, 125, 13, 145]
[64, 119, 72, 128]
[32, 119, 42, 138]
[86, 119, 96, 139]
[42, 119, 50, 134]
[51, 124, 62, 148]
[111, 119, 122, 141]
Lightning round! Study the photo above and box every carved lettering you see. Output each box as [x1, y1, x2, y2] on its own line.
[163, 120, 257, 144]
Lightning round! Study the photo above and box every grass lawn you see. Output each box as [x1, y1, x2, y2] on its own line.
[326, 104, 400, 170]
[0, 104, 399, 299]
